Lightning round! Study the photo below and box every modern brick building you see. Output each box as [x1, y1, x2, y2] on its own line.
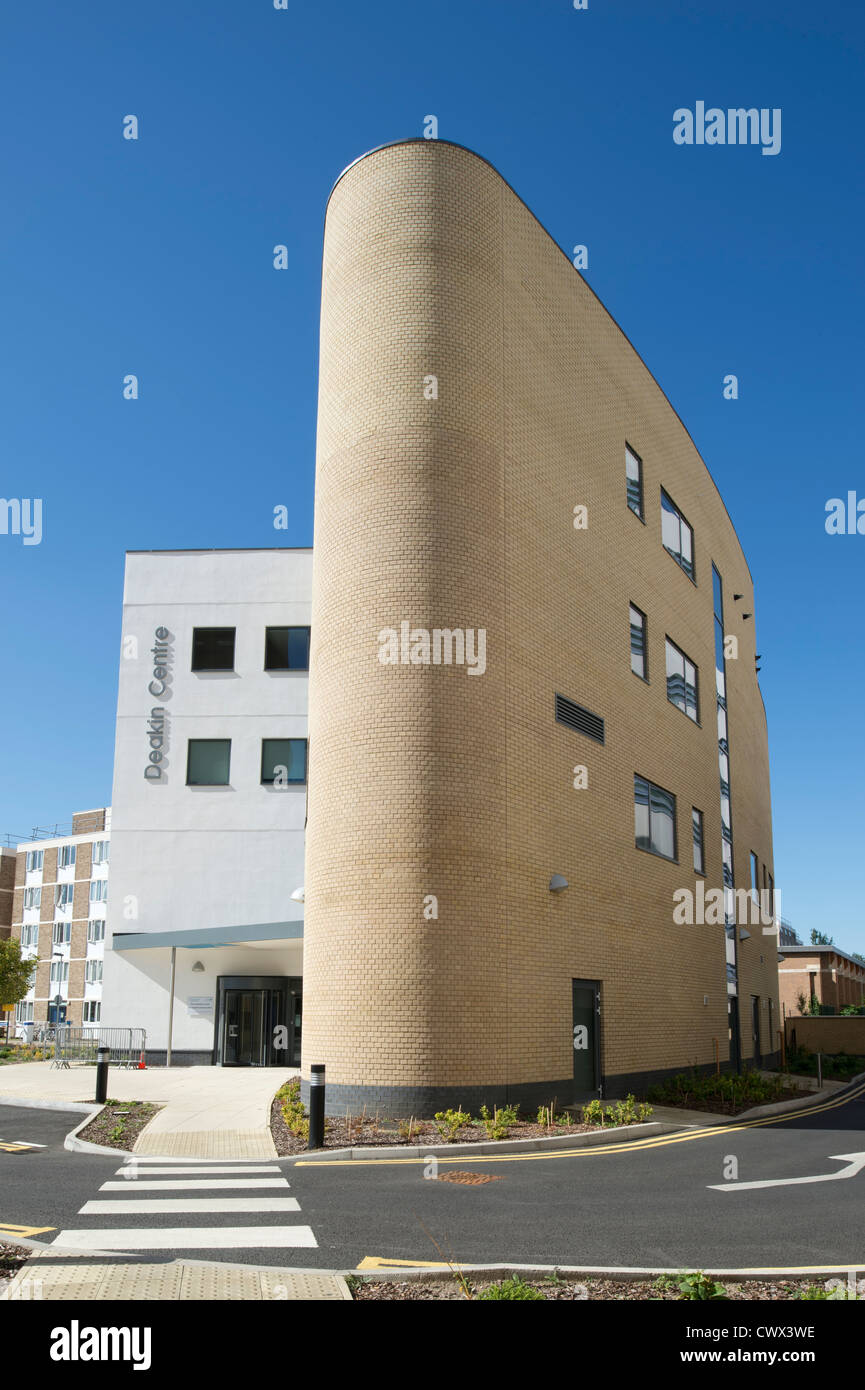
[99, 140, 780, 1103]
[301, 139, 780, 1113]
[779, 945, 865, 1017]
[11, 809, 110, 1029]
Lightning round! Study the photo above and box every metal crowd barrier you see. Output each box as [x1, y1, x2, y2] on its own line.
[51, 1027, 146, 1070]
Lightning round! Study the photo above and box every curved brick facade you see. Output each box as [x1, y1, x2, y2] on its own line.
[302, 140, 777, 1115]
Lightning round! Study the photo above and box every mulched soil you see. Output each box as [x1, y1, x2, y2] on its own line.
[76, 1101, 161, 1151]
[270, 1098, 628, 1155]
[0, 1244, 30, 1284]
[655, 1087, 803, 1115]
[352, 1276, 833, 1301]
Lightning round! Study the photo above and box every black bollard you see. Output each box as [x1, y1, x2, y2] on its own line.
[308, 1064, 325, 1149]
[95, 1045, 110, 1104]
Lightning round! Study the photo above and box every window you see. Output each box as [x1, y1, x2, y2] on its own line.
[186, 739, 232, 786]
[83, 1000, 101, 1023]
[768, 872, 774, 915]
[261, 738, 308, 785]
[55, 883, 74, 909]
[87, 919, 106, 944]
[265, 626, 311, 671]
[52, 921, 71, 946]
[90, 879, 108, 903]
[191, 627, 236, 672]
[25, 849, 43, 872]
[20, 924, 38, 948]
[85, 959, 103, 984]
[92, 840, 109, 865]
[17, 1001, 34, 1023]
[57, 844, 76, 869]
[23, 886, 41, 909]
[50, 961, 69, 984]
[629, 605, 648, 680]
[626, 445, 644, 519]
[692, 809, 705, 875]
[634, 775, 677, 861]
[665, 639, 699, 721]
[660, 489, 694, 579]
[750, 852, 759, 904]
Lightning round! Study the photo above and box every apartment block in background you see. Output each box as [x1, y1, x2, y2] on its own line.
[11, 808, 110, 1029]
[0, 847, 15, 940]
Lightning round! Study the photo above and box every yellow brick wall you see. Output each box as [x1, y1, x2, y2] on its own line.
[303, 140, 778, 1097]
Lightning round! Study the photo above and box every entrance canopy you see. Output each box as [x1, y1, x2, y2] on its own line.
[111, 921, 303, 951]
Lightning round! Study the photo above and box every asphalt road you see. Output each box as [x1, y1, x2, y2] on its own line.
[2, 1084, 863, 1271]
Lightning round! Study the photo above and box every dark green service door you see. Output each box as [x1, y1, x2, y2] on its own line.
[572, 979, 601, 1101]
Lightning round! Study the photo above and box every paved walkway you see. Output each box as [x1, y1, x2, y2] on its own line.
[3, 1253, 351, 1301]
[0, 1061, 298, 1159]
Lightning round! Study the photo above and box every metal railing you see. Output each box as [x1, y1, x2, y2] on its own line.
[50, 1026, 146, 1070]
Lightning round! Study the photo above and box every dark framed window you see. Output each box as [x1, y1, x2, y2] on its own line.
[692, 809, 705, 874]
[629, 604, 648, 680]
[634, 774, 677, 862]
[626, 444, 644, 519]
[261, 738, 307, 785]
[660, 489, 695, 580]
[750, 851, 759, 903]
[191, 628, 235, 672]
[665, 638, 699, 721]
[186, 739, 231, 786]
[264, 627, 310, 671]
[768, 872, 774, 915]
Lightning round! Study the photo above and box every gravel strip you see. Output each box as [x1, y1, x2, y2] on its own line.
[352, 1275, 835, 1301]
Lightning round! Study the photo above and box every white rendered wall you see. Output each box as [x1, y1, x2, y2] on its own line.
[103, 550, 312, 1047]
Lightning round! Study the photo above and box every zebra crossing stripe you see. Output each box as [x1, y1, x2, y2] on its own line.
[79, 1197, 301, 1214]
[100, 1178, 291, 1191]
[114, 1165, 281, 1176]
[53, 1226, 318, 1250]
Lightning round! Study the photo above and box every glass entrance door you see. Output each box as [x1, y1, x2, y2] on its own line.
[215, 976, 299, 1066]
[223, 989, 267, 1066]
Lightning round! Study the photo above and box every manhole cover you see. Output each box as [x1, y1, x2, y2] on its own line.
[437, 1171, 504, 1185]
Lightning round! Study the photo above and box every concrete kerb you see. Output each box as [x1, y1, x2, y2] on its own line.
[0, 1094, 98, 1114]
[734, 1070, 865, 1121]
[293, 1119, 680, 1162]
[63, 1106, 119, 1156]
[345, 1261, 865, 1284]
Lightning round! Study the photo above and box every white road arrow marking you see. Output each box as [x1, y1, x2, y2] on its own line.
[708, 1152, 865, 1192]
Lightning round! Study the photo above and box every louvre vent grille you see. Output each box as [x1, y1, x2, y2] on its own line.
[555, 694, 605, 744]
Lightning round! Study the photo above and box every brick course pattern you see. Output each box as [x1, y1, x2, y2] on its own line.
[302, 140, 779, 1114]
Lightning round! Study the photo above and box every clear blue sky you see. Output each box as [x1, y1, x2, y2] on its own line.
[1, 1, 862, 951]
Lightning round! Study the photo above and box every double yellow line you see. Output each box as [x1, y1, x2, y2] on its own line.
[296, 1077, 865, 1167]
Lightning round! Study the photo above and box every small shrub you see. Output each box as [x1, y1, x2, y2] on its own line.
[433, 1108, 473, 1142]
[478, 1105, 508, 1141]
[477, 1275, 546, 1301]
[675, 1272, 729, 1301]
[278, 1078, 309, 1140]
[582, 1098, 605, 1126]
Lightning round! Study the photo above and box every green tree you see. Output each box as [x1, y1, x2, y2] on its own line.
[0, 938, 37, 1012]
[810, 929, 834, 946]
